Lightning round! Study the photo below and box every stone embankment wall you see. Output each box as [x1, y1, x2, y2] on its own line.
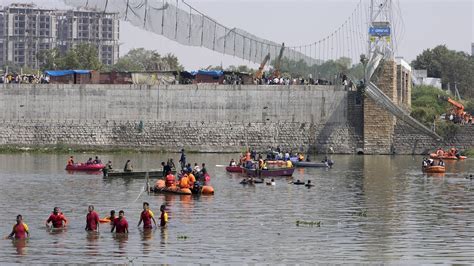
[393, 122, 474, 155]
[0, 84, 363, 153]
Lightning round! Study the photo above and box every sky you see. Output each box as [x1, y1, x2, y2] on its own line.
[2, 0, 473, 70]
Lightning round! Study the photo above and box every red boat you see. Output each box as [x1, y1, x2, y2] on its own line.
[225, 166, 244, 173]
[244, 167, 295, 177]
[65, 163, 105, 171]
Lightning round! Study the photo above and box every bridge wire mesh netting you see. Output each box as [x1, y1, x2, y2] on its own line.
[64, 0, 367, 66]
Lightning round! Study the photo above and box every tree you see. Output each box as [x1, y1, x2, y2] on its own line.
[226, 65, 254, 73]
[412, 45, 474, 98]
[74, 43, 102, 70]
[37, 48, 62, 70]
[37, 44, 102, 71]
[111, 48, 183, 72]
[162, 53, 183, 71]
[410, 85, 449, 126]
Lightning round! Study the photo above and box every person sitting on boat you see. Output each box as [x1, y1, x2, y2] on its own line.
[298, 153, 304, 162]
[428, 158, 434, 166]
[229, 159, 237, 167]
[93, 156, 102, 164]
[448, 148, 456, 157]
[201, 163, 207, 175]
[167, 159, 176, 170]
[103, 161, 113, 177]
[305, 180, 314, 187]
[185, 163, 192, 173]
[245, 150, 251, 162]
[187, 170, 196, 187]
[422, 158, 428, 167]
[438, 159, 445, 166]
[193, 163, 201, 173]
[454, 149, 461, 159]
[284, 152, 290, 161]
[286, 159, 293, 168]
[124, 160, 133, 172]
[86, 158, 94, 165]
[179, 173, 190, 189]
[67, 156, 75, 165]
[436, 148, 444, 157]
[165, 171, 176, 187]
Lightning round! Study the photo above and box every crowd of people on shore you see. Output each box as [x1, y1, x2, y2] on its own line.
[0, 73, 50, 84]
[447, 111, 473, 125]
[7, 202, 168, 240]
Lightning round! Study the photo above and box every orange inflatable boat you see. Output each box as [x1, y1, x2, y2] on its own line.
[429, 153, 467, 160]
[422, 165, 446, 173]
[153, 180, 214, 195]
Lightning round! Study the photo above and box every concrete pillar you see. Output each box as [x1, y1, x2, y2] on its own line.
[363, 60, 397, 154]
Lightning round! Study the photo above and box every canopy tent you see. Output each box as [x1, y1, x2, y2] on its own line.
[44, 70, 91, 77]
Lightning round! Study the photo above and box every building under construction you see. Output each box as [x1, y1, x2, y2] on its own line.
[0, 3, 119, 70]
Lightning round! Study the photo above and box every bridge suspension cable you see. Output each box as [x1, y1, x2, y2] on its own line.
[64, 0, 370, 66]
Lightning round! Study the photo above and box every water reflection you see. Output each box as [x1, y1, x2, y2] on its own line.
[11, 239, 28, 255]
[85, 231, 99, 256]
[160, 227, 168, 247]
[112, 233, 128, 254]
[0, 153, 472, 263]
[140, 228, 154, 255]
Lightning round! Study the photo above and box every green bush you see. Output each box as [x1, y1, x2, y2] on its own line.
[411, 85, 450, 126]
[435, 121, 460, 139]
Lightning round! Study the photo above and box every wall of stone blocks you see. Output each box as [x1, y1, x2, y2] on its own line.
[0, 84, 364, 153]
[363, 60, 398, 154]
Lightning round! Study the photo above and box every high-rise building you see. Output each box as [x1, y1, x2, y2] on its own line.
[0, 3, 119, 70]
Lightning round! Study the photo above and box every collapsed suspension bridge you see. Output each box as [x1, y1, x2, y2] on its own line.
[64, 0, 440, 140]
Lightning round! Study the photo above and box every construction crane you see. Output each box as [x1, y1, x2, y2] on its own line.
[254, 53, 270, 79]
[439, 96, 464, 116]
[272, 43, 285, 78]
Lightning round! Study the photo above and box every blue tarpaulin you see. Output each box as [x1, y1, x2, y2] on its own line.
[190, 70, 223, 77]
[44, 70, 91, 77]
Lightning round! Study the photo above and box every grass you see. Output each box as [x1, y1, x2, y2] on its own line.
[462, 148, 474, 157]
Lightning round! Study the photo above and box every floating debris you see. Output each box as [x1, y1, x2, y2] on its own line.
[352, 209, 368, 217]
[296, 220, 321, 227]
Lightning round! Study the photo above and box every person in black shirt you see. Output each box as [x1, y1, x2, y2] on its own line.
[162, 162, 171, 177]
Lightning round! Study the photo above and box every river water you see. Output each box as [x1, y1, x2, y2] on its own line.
[0, 153, 473, 263]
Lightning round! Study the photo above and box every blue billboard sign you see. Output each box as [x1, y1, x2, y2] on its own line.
[369, 27, 391, 36]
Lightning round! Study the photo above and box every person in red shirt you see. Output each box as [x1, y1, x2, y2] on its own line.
[111, 210, 128, 234]
[8, 215, 30, 239]
[165, 171, 176, 187]
[85, 205, 100, 232]
[137, 202, 157, 229]
[46, 207, 68, 228]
